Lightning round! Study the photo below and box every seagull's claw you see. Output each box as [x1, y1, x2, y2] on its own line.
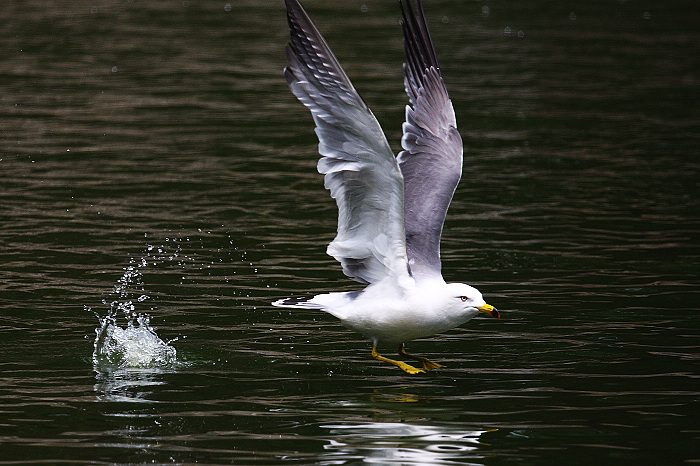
[399, 343, 444, 371]
[420, 359, 444, 371]
[372, 344, 425, 374]
[397, 362, 425, 374]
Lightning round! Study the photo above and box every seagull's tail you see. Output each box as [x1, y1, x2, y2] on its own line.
[272, 296, 325, 310]
[272, 290, 361, 315]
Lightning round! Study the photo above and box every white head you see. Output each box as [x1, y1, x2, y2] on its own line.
[444, 282, 499, 319]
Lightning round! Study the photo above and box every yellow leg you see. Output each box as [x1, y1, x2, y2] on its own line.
[399, 343, 444, 371]
[372, 344, 424, 374]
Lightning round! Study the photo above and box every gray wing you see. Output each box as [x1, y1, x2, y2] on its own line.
[398, 0, 463, 282]
[284, 0, 410, 285]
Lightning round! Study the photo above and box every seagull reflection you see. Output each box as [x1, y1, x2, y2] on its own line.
[320, 422, 488, 465]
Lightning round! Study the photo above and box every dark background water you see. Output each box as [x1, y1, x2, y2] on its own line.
[1, 0, 698, 464]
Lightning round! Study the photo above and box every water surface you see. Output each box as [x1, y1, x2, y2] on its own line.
[1, 0, 698, 464]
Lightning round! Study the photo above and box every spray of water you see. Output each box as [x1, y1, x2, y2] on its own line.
[90, 244, 180, 369]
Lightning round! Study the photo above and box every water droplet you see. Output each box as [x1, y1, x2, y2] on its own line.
[91, 245, 181, 369]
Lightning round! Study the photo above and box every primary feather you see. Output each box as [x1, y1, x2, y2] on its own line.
[284, 0, 410, 286]
[399, 0, 464, 282]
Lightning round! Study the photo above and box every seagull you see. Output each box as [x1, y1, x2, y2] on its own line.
[273, 0, 500, 374]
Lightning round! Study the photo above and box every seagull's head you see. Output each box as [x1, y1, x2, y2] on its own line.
[445, 283, 500, 319]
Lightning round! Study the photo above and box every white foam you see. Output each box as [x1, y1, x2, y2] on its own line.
[93, 314, 176, 368]
[90, 245, 180, 369]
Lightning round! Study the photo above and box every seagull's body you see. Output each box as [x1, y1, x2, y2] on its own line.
[282, 281, 486, 346]
[274, 0, 499, 374]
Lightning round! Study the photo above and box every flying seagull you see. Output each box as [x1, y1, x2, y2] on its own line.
[273, 0, 500, 374]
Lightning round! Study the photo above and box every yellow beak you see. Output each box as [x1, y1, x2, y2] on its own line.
[478, 303, 500, 319]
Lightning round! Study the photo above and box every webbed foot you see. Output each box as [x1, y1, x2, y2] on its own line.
[399, 343, 444, 371]
[372, 344, 425, 374]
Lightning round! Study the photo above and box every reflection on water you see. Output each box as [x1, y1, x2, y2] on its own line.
[94, 367, 170, 403]
[321, 422, 487, 465]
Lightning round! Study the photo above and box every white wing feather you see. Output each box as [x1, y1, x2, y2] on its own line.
[284, 0, 410, 285]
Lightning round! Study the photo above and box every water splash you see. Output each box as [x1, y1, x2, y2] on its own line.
[90, 245, 180, 369]
[92, 304, 177, 368]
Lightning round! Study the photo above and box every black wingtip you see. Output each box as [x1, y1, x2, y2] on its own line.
[400, 0, 440, 73]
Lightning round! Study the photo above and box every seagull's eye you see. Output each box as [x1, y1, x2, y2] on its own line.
[460, 296, 468, 302]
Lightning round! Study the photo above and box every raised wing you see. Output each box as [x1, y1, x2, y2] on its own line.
[398, 0, 463, 282]
[284, 0, 410, 285]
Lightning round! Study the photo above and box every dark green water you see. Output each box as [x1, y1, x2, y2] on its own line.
[1, 0, 698, 464]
